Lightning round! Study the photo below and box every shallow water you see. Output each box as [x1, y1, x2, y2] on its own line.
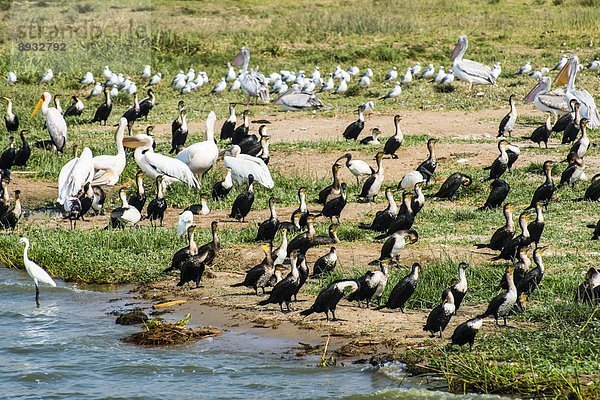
[0, 267, 503, 400]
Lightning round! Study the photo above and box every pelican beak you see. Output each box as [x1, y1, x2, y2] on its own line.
[122, 136, 142, 149]
[450, 41, 461, 61]
[31, 97, 43, 117]
[523, 80, 544, 104]
[555, 61, 570, 87]
[232, 51, 245, 67]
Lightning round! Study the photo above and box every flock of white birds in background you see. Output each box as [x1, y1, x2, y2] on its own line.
[7, 52, 600, 109]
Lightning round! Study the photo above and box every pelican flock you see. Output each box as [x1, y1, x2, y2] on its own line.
[2, 33, 599, 395]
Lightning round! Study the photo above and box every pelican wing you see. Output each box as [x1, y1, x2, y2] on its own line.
[537, 94, 569, 113]
[568, 90, 600, 128]
[224, 154, 274, 188]
[144, 151, 199, 188]
[58, 147, 94, 205]
[91, 168, 118, 186]
[27, 260, 57, 287]
[457, 59, 496, 84]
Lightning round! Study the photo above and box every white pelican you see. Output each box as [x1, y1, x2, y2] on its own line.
[224, 145, 274, 188]
[19, 237, 56, 307]
[79, 71, 94, 85]
[90, 118, 128, 186]
[6, 71, 17, 85]
[555, 55, 600, 128]
[140, 65, 151, 79]
[177, 210, 194, 237]
[57, 147, 94, 205]
[523, 77, 569, 115]
[176, 111, 219, 179]
[552, 54, 568, 71]
[31, 92, 67, 152]
[231, 47, 270, 102]
[451, 35, 495, 89]
[273, 87, 323, 111]
[123, 134, 199, 188]
[39, 69, 54, 84]
[385, 66, 398, 81]
[380, 82, 401, 100]
[515, 61, 532, 76]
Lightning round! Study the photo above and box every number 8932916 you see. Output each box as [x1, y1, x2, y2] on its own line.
[18, 42, 67, 51]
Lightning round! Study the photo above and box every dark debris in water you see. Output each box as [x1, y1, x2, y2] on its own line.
[116, 309, 149, 325]
[123, 317, 224, 346]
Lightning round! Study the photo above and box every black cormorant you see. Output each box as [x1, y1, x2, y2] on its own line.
[231, 244, 275, 295]
[2, 97, 19, 132]
[293, 187, 310, 227]
[497, 95, 517, 137]
[147, 175, 167, 227]
[220, 103, 237, 141]
[110, 188, 142, 228]
[482, 266, 517, 326]
[450, 316, 484, 351]
[575, 267, 599, 304]
[318, 163, 342, 205]
[416, 138, 438, 185]
[423, 289, 455, 337]
[478, 179, 509, 211]
[383, 115, 403, 158]
[230, 174, 255, 222]
[583, 173, 600, 201]
[138, 88, 156, 120]
[91, 88, 112, 125]
[562, 101, 580, 144]
[589, 220, 600, 240]
[0, 136, 16, 170]
[523, 112, 553, 148]
[347, 262, 389, 307]
[231, 109, 250, 144]
[431, 173, 472, 200]
[360, 127, 381, 145]
[342, 108, 364, 140]
[320, 182, 347, 223]
[451, 262, 469, 313]
[13, 130, 31, 167]
[493, 212, 530, 261]
[484, 140, 509, 180]
[475, 204, 515, 250]
[377, 192, 415, 239]
[359, 152, 385, 202]
[258, 251, 301, 312]
[559, 157, 586, 188]
[371, 229, 418, 265]
[0, 189, 21, 230]
[122, 92, 140, 135]
[516, 247, 545, 304]
[128, 171, 146, 213]
[255, 197, 279, 242]
[379, 262, 420, 312]
[300, 280, 359, 321]
[64, 96, 84, 117]
[211, 168, 233, 201]
[170, 102, 188, 154]
[359, 187, 398, 232]
[567, 118, 589, 163]
[312, 247, 337, 277]
[527, 202, 545, 247]
[526, 160, 556, 210]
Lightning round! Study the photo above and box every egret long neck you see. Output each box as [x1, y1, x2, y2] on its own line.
[22, 240, 30, 264]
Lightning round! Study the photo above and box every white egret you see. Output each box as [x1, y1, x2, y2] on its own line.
[19, 237, 56, 308]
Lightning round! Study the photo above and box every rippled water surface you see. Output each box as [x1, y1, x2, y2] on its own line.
[1, 267, 503, 399]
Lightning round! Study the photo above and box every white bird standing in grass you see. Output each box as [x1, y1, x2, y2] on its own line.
[19, 237, 56, 308]
[451, 35, 496, 89]
[335, 76, 348, 94]
[147, 72, 162, 87]
[6, 71, 17, 85]
[516, 61, 532, 76]
[140, 65, 151, 79]
[79, 71, 94, 85]
[434, 66, 446, 83]
[102, 66, 112, 79]
[87, 82, 103, 98]
[385, 66, 398, 81]
[39, 69, 54, 84]
[491, 62, 502, 79]
[410, 63, 422, 76]
[211, 78, 227, 94]
[401, 68, 413, 85]
[553, 54, 568, 71]
[379, 82, 401, 100]
[419, 64, 435, 79]
[31, 91, 67, 152]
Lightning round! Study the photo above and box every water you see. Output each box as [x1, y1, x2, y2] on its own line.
[0, 267, 503, 400]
